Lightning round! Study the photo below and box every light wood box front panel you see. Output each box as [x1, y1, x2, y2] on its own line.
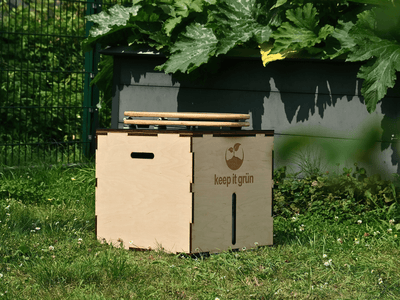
[96, 132, 193, 253]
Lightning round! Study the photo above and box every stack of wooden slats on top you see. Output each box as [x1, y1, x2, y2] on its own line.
[123, 111, 250, 129]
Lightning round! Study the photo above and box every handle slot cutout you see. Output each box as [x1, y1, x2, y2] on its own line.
[131, 152, 154, 159]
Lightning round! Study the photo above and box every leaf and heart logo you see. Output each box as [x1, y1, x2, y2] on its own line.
[225, 143, 244, 170]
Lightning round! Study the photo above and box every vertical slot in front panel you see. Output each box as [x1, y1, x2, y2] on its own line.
[232, 193, 236, 245]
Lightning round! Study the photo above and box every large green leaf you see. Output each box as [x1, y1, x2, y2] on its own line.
[350, 10, 381, 42]
[286, 2, 318, 31]
[213, 0, 273, 55]
[159, 0, 275, 74]
[328, 20, 356, 58]
[331, 9, 400, 112]
[164, 16, 183, 36]
[163, 0, 216, 35]
[83, 5, 141, 52]
[174, 0, 208, 17]
[271, 0, 288, 10]
[86, 5, 141, 37]
[271, 3, 329, 54]
[271, 23, 318, 53]
[347, 39, 400, 112]
[156, 23, 218, 73]
[82, 26, 135, 52]
[327, 11, 381, 59]
[318, 24, 335, 40]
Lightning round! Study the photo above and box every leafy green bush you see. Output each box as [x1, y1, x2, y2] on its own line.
[273, 163, 400, 219]
[0, 0, 86, 145]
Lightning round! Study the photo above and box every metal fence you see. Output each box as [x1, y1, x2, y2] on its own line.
[0, 0, 103, 166]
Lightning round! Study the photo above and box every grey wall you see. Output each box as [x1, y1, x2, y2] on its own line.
[107, 49, 400, 177]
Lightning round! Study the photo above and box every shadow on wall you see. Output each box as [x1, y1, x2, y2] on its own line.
[174, 57, 400, 175]
[175, 58, 268, 130]
[271, 60, 364, 123]
[115, 53, 400, 174]
[176, 58, 366, 128]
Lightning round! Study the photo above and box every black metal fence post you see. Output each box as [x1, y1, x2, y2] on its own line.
[83, 0, 100, 159]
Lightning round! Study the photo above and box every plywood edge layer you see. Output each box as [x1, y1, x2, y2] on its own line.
[124, 111, 250, 120]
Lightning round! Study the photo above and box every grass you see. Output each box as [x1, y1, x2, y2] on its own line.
[0, 164, 399, 299]
[0, 143, 86, 167]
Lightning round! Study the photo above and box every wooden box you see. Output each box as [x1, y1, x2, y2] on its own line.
[96, 129, 274, 253]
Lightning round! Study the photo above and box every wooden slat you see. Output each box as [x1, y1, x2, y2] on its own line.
[124, 119, 250, 127]
[124, 111, 250, 120]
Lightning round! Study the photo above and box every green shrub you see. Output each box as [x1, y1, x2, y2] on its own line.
[273, 163, 400, 220]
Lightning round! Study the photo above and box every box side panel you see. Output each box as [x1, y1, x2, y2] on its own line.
[96, 133, 192, 253]
[191, 135, 273, 252]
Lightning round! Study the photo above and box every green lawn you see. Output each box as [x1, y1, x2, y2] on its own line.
[0, 164, 399, 299]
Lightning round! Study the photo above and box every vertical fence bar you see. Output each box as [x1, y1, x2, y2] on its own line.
[83, 0, 93, 159]
[0, 1, 7, 165]
[38, 0, 44, 163]
[83, 0, 100, 158]
[0, 1, 3, 165]
[11, 0, 17, 165]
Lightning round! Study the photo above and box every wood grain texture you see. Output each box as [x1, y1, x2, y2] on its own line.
[96, 132, 193, 253]
[191, 134, 274, 253]
[124, 111, 250, 120]
[96, 131, 273, 254]
[124, 119, 250, 127]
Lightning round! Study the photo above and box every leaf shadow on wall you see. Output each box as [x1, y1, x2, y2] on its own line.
[175, 57, 400, 176]
[176, 58, 365, 129]
[270, 60, 364, 123]
[114, 53, 400, 175]
[175, 58, 268, 130]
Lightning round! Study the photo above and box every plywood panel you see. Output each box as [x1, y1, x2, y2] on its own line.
[191, 134, 273, 252]
[96, 133, 192, 253]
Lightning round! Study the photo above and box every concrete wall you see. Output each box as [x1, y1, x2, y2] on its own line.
[104, 48, 400, 178]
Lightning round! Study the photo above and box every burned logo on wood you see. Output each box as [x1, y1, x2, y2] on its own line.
[225, 143, 244, 170]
